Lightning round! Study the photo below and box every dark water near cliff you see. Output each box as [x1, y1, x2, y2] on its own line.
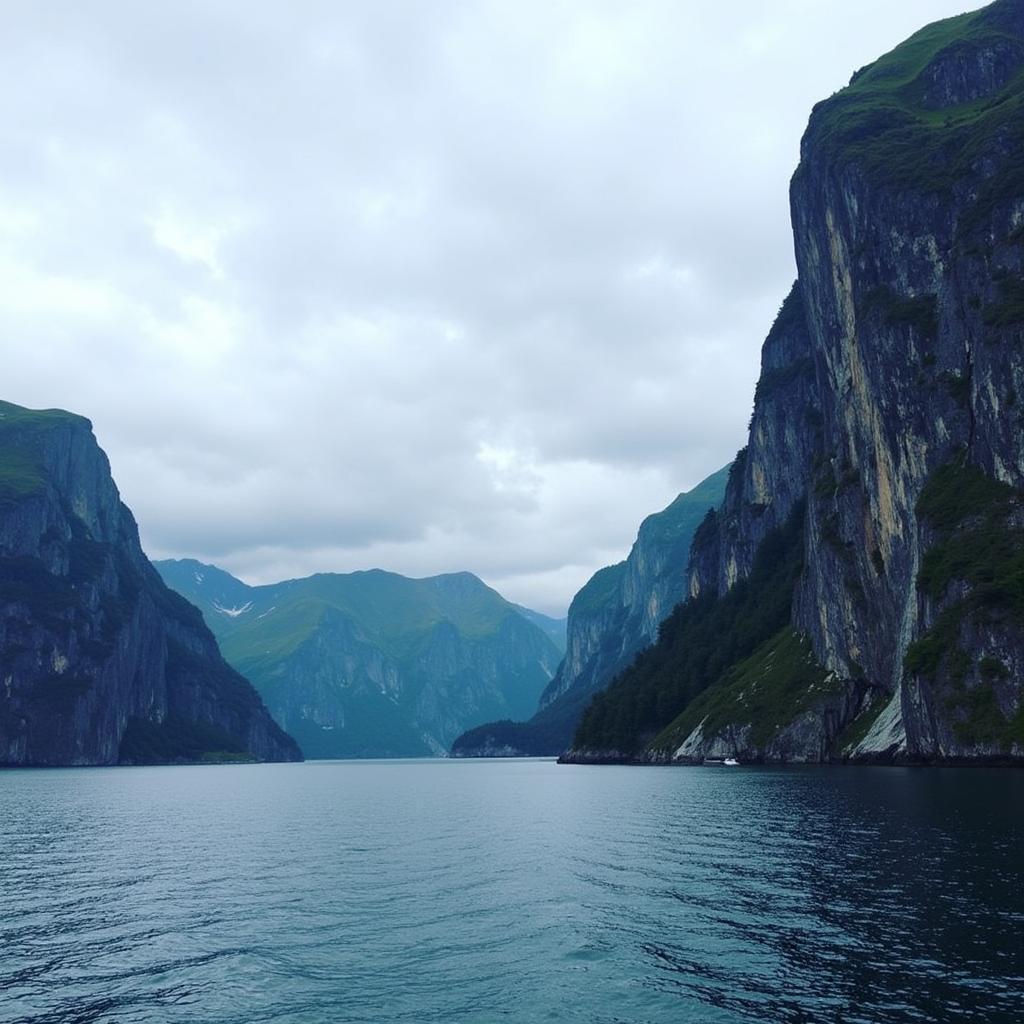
[1, 760, 1021, 1024]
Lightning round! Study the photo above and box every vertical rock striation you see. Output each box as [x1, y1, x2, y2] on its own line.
[0, 401, 301, 765]
[567, 1, 1024, 765]
[545, 464, 731, 709]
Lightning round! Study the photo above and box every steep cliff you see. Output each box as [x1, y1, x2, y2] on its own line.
[568, 0, 1024, 765]
[450, 465, 729, 756]
[156, 561, 563, 758]
[0, 401, 301, 766]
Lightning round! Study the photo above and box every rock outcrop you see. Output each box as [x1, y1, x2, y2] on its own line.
[0, 401, 301, 765]
[567, 0, 1024, 765]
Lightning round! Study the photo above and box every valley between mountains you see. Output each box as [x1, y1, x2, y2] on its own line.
[2, 0, 1024, 766]
[155, 560, 564, 758]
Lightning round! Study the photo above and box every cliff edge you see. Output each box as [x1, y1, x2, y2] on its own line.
[0, 400, 301, 765]
[567, 0, 1024, 765]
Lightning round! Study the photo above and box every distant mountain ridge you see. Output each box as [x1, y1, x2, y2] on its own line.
[0, 400, 300, 766]
[510, 605, 567, 653]
[156, 560, 563, 758]
[450, 464, 730, 756]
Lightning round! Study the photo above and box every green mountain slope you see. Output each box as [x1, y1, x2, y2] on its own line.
[511, 605, 567, 653]
[803, 2, 1024, 201]
[450, 464, 730, 756]
[156, 562, 563, 758]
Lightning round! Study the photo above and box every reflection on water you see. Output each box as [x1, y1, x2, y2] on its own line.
[0, 760, 1021, 1023]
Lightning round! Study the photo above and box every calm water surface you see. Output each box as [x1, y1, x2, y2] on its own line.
[0, 759, 1021, 1023]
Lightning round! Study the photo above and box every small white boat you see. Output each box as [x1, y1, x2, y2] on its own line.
[723, 757, 740, 766]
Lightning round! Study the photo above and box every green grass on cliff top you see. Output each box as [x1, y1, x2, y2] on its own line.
[645, 463, 731, 545]
[568, 561, 627, 618]
[568, 464, 730, 620]
[804, 2, 1024, 199]
[0, 399, 86, 502]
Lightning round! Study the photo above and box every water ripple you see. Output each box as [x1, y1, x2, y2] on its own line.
[0, 761, 1021, 1023]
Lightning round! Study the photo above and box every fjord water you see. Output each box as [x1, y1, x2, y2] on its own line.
[1, 761, 1020, 1024]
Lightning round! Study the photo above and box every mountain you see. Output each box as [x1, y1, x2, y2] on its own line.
[155, 561, 563, 758]
[450, 464, 730, 756]
[0, 400, 300, 766]
[567, 0, 1024, 765]
[511, 606, 567, 653]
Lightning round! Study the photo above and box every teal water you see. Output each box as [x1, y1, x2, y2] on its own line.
[0, 759, 1021, 1023]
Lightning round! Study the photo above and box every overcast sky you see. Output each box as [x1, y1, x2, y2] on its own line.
[1, 1, 972, 615]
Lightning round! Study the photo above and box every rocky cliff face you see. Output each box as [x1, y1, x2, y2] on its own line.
[450, 465, 729, 756]
[786, 0, 1024, 763]
[0, 401, 301, 766]
[157, 561, 563, 758]
[567, 0, 1024, 765]
[688, 288, 820, 599]
[547, 465, 731, 710]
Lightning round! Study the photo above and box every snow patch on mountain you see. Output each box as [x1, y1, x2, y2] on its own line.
[213, 600, 253, 619]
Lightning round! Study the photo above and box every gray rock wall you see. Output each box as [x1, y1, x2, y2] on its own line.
[670, 3, 1024, 763]
[0, 406, 300, 765]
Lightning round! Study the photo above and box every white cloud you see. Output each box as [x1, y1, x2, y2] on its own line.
[0, 0, 972, 614]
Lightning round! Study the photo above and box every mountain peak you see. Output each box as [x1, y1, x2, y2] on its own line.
[157, 558, 563, 758]
[803, 1, 1024, 188]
